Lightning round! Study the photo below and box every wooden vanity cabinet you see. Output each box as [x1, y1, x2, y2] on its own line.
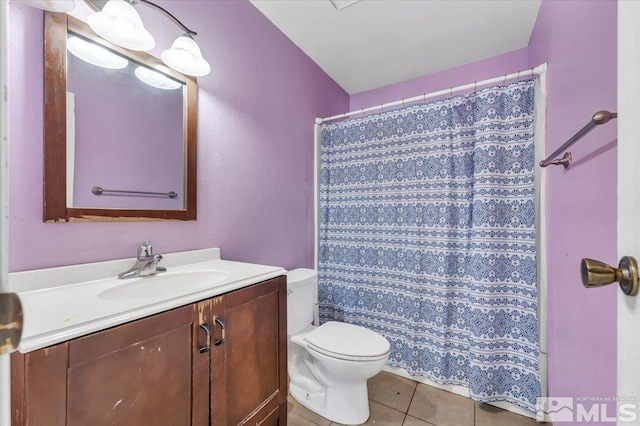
[11, 276, 288, 426]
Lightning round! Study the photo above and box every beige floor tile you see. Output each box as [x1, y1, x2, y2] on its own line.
[368, 371, 418, 413]
[330, 400, 406, 426]
[402, 415, 433, 425]
[475, 403, 540, 426]
[288, 395, 332, 426]
[407, 384, 474, 426]
[289, 411, 321, 426]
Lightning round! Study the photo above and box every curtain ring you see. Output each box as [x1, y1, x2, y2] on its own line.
[380, 103, 384, 113]
[503, 74, 507, 86]
[449, 86, 453, 97]
[423, 93, 426, 103]
[474, 81, 477, 93]
[361, 108, 365, 118]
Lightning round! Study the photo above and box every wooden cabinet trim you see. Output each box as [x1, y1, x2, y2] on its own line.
[10, 351, 25, 426]
[210, 296, 227, 426]
[277, 277, 288, 411]
[224, 276, 283, 306]
[69, 305, 192, 366]
[239, 390, 281, 426]
[192, 299, 214, 426]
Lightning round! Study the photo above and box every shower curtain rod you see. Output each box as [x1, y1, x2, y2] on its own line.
[316, 63, 548, 125]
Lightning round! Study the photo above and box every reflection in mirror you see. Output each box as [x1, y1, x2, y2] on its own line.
[66, 32, 185, 211]
[43, 12, 197, 222]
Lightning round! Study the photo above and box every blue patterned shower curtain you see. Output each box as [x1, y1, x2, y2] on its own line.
[318, 80, 540, 412]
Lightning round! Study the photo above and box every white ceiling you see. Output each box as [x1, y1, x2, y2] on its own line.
[249, 0, 542, 95]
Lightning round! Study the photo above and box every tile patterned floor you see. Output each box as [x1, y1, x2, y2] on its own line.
[287, 371, 544, 426]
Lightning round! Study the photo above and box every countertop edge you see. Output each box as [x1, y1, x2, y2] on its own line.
[17, 267, 286, 353]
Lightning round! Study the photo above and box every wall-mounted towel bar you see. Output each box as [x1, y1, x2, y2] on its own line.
[91, 186, 178, 199]
[539, 110, 617, 169]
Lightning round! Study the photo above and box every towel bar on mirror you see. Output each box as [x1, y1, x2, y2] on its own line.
[91, 186, 178, 199]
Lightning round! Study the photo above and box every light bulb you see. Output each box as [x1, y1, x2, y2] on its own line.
[67, 36, 129, 69]
[161, 35, 210, 77]
[134, 66, 182, 90]
[88, 0, 155, 51]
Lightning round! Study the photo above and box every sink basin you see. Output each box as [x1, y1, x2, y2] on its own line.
[98, 270, 229, 300]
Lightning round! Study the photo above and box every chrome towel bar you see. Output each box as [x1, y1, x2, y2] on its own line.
[91, 186, 178, 199]
[540, 110, 617, 169]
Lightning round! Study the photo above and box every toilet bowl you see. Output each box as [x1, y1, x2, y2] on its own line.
[287, 269, 390, 425]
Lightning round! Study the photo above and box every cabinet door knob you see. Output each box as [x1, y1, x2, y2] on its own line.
[581, 256, 639, 296]
[214, 318, 225, 347]
[198, 322, 211, 354]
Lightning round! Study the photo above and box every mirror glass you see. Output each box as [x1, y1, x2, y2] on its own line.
[66, 32, 185, 210]
[44, 13, 197, 222]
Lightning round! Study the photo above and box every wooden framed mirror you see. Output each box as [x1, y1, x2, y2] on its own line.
[44, 12, 197, 222]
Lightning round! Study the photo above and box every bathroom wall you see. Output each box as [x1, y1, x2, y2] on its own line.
[349, 48, 528, 111]
[8, 0, 349, 274]
[528, 0, 618, 421]
[348, 0, 618, 420]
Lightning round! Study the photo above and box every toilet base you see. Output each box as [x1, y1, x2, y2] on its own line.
[290, 379, 370, 425]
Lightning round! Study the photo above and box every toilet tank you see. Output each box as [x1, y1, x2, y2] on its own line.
[286, 268, 317, 335]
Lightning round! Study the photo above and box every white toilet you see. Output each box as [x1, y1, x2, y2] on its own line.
[287, 269, 390, 425]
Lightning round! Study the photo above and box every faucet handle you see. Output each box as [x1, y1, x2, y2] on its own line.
[138, 241, 153, 258]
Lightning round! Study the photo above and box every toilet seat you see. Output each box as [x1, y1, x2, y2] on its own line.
[305, 321, 390, 362]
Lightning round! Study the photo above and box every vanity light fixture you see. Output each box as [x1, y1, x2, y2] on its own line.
[16, 0, 76, 13]
[134, 66, 182, 90]
[67, 36, 129, 69]
[161, 34, 211, 77]
[87, 0, 155, 51]
[21, 0, 211, 77]
[87, 0, 211, 76]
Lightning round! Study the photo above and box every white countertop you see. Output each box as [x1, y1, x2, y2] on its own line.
[11, 248, 286, 353]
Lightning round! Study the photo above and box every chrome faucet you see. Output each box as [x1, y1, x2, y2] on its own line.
[118, 241, 167, 279]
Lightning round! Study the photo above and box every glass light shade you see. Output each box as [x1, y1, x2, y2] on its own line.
[67, 36, 128, 69]
[161, 35, 210, 77]
[87, 0, 155, 51]
[18, 0, 76, 12]
[134, 66, 182, 90]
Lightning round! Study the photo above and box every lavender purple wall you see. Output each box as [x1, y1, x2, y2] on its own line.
[350, 48, 528, 111]
[9, 0, 349, 273]
[528, 0, 617, 422]
[67, 52, 184, 209]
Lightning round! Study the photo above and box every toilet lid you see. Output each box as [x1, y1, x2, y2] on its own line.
[306, 321, 390, 361]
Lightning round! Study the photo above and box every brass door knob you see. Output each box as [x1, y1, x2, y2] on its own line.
[581, 256, 639, 296]
[0, 293, 23, 354]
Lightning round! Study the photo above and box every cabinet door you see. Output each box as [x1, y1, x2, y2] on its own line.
[11, 341, 68, 426]
[12, 306, 200, 426]
[211, 276, 287, 425]
[66, 305, 196, 426]
[12, 306, 209, 426]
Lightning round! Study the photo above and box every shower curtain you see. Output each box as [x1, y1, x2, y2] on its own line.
[318, 79, 540, 412]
